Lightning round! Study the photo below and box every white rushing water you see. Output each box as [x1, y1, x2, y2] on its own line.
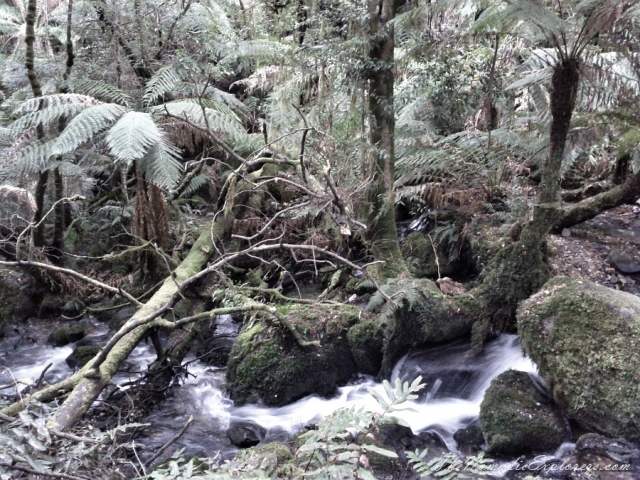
[0, 318, 537, 460]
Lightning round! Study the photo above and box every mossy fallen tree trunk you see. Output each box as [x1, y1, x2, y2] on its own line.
[555, 170, 640, 231]
[46, 224, 221, 431]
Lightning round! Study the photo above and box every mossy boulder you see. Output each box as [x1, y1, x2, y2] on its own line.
[346, 318, 384, 375]
[38, 295, 66, 318]
[0, 267, 37, 335]
[47, 321, 92, 346]
[479, 370, 566, 455]
[380, 277, 484, 376]
[65, 345, 101, 369]
[518, 277, 640, 443]
[401, 232, 448, 278]
[227, 304, 379, 406]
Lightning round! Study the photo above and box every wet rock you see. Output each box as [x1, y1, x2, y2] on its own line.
[400, 232, 468, 278]
[47, 320, 92, 346]
[227, 304, 369, 406]
[107, 306, 137, 331]
[479, 370, 566, 455]
[62, 299, 85, 317]
[38, 295, 66, 318]
[65, 345, 100, 369]
[0, 267, 38, 335]
[561, 228, 571, 238]
[518, 277, 640, 443]
[555, 434, 640, 479]
[227, 421, 266, 448]
[346, 318, 383, 375]
[454, 419, 485, 453]
[609, 248, 640, 274]
[195, 315, 241, 367]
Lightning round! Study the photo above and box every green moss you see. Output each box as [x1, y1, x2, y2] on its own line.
[401, 232, 440, 278]
[47, 323, 89, 346]
[38, 295, 66, 318]
[518, 277, 640, 443]
[71, 346, 101, 368]
[347, 319, 384, 375]
[380, 278, 483, 376]
[0, 276, 20, 333]
[479, 370, 566, 455]
[227, 304, 371, 406]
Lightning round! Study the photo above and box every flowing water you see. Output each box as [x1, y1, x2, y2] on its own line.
[0, 317, 536, 462]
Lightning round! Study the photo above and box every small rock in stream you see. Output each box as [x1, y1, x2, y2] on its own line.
[227, 421, 266, 448]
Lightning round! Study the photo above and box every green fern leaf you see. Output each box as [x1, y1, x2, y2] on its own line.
[106, 111, 161, 163]
[52, 103, 129, 155]
[71, 79, 132, 107]
[139, 135, 183, 188]
[144, 65, 182, 107]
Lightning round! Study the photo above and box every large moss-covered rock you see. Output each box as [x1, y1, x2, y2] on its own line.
[380, 277, 483, 376]
[227, 304, 377, 406]
[47, 321, 92, 346]
[400, 232, 465, 278]
[518, 277, 640, 443]
[479, 370, 566, 455]
[0, 267, 37, 336]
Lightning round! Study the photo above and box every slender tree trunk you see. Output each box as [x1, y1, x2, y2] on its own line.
[25, 0, 48, 248]
[364, 0, 407, 279]
[51, 0, 76, 263]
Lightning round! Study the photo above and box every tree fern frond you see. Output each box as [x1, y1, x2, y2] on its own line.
[179, 174, 209, 197]
[472, 1, 565, 41]
[155, 100, 245, 142]
[106, 112, 162, 164]
[53, 103, 129, 155]
[13, 93, 101, 115]
[139, 135, 183, 188]
[505, 67, 553, 92]
[72, 79, 132, 107]
[144, 65, 182, 107]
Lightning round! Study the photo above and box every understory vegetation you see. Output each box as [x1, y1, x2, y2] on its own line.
[0, 0, 639, 478]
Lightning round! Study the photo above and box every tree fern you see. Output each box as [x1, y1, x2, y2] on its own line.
[52, 103, 130, 156]
[71, 79, 132, 107]
[139, 135, 183, 188]
[144, 65, 183, 107]
[106, 111, 162, 164]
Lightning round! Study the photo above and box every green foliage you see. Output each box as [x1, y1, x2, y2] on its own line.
[407, 449, 493, 479]
[0, 400, 146, 479]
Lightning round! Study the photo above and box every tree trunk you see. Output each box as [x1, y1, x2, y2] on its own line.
[46, 220, 227, 431]
[25, 0, 48, 248]
[51, 169, 65, 262]
[477, 58, 581, 330]
[555, 170, 640, 230]
[364, 0, 407, 279]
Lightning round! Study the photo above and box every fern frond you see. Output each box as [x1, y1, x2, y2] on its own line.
[11, 94, 102, 134]
[13, 93, 101, 115]
[53, 103, 129, 155]
[179, 174, 209, 197]
[139, 135, 183, 188]
[144, 65, 182, 107]
[72, 79, 132, 107]
[106, 112, 161, 163]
